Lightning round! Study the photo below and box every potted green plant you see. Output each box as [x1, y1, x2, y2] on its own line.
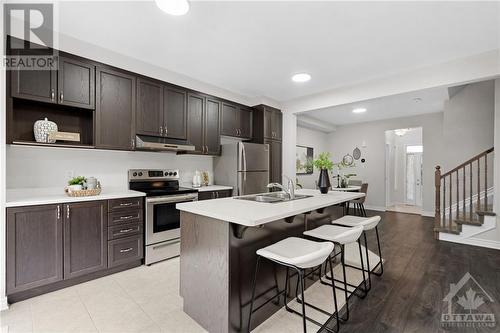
[67, 176, 86, 192]
[313, 152, 334, 193]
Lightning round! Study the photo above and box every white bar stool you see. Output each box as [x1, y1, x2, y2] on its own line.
[303, 225, 365, 322]
[332, 215, 383, 292]
[247, 237, 337, 333]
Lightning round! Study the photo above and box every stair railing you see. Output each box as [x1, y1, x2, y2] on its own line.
[434, 147, 494, 238]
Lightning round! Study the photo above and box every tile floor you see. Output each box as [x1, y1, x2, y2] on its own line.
[1, 248, 377, 333]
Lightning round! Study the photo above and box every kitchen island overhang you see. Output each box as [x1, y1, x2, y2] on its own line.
[176, 189, 365, 333]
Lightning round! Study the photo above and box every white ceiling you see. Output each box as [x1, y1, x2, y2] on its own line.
[299, 85, 449, 127]
[55, 1, 499, 102]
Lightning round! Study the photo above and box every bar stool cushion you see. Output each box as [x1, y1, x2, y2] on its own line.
[303, 225, 363, 245]
[332, 215, 381, 231]
[256, 237, 334, 269]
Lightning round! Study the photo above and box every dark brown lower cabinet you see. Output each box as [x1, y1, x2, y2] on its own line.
[197, 189, 233, 200]
[6, 204, 63, 294]
[6, 197, 144, 303]
[64, 201, 107, 279]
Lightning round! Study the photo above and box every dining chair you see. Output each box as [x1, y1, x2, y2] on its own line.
[348, 183, 368, 216]
[348, 179, 362, 186]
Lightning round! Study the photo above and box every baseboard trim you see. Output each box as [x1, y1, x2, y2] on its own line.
[364, 205, 386, 212]
[422, 210, 434, 217]
[0, 296, 8, 311]
[440, 236, 500, 250]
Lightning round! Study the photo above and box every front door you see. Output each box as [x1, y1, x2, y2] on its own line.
[406, 152, 423, 206]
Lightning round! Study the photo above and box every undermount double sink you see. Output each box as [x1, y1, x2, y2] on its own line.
[234, 192, 313, 203]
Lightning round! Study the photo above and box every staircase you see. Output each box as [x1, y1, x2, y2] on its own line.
[434, 147, 496, 239]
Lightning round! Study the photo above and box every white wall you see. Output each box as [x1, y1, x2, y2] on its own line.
[327, 113, 443, 214]
[6, 146, 214, 189]
[385, 128, 423, 206]
[296, 126, 329, 189]
[442, 80, 495, 171]
[0, 2, 7, 310]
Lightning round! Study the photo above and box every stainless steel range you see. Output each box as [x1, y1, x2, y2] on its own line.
[128, 169, 198, 265]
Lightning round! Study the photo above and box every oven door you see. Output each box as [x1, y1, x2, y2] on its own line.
[145, 193, 197, 245]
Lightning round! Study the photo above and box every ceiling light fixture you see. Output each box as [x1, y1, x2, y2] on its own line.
[155, 0, 190, 16]
[394, 128, 410, 136]
[352, 108, 367, 114]
[291, 73, 311, 83]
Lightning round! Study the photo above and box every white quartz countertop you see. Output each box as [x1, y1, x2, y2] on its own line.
[181, 184, 233, 192]
[6, 187, 145, 207]
[176, 189, 364, 227]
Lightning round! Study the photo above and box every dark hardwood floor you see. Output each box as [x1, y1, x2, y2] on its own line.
[338, 210, 500, 333]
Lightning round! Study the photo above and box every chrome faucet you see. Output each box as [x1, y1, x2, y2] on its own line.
[267, 176, 295, 200]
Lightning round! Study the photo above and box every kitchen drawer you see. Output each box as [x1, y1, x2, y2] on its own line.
[108, 197, 143, 212]
[108, 210, 143, 226]
[108, 235, 143, 268]
[108, 222, 142, 240]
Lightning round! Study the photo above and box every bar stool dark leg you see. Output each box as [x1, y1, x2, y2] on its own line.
[363, 232, 372, 291]
[340, 245, 349, 322]
[298, 269, 307, 333]
[247, 256, 261, 333]
[357, 238, 369, 296]
[327, 256, 340, 332]
[372, 226, 384, 276]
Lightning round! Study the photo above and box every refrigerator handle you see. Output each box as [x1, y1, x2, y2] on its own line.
[240, 143, 247, 173]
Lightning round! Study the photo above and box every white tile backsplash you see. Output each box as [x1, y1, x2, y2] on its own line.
[6, 145, 214, 189]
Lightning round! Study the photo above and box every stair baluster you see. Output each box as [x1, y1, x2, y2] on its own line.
[434, 147, 494, 238]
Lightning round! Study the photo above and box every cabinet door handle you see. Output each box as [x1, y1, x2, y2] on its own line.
[119, 215, 135, 220]
[57, 205, 61, 219]
[120, 247, 134, 253]
[119, 228, 134, 233]
[119, 202, 134, 207]
[66, 205, 70, 219]
[159, 126, 163, 135]
[164, 125, 168, 136]
[51, 89, 55, 101]
[60, 91, 64, 102]
[216, 192, 219, 198]
[131, 138, 135, 149]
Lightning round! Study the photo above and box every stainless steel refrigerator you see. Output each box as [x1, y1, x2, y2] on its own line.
[214, 142, 270, 196]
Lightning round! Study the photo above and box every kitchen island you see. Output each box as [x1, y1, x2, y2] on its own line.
[176, 189, 364, 333]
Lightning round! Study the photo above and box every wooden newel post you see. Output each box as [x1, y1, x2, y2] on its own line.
[434, 166, 441, 239]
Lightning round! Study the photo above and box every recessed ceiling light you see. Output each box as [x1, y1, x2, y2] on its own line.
[291, 73, 311, 83]
[413, 97, 422, 103]
[352, 108, 367, 114]
[155, 0, 190, 16]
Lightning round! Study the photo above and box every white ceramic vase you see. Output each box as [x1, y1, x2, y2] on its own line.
[33, 118, 58, 143]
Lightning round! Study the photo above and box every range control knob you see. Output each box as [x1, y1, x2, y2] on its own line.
[173, 171, 178, 176]
[168, 172, 174, 176]
[164, 171, 169, 176]
[133, 172, 137, 177]
[138, 172, 143, 177]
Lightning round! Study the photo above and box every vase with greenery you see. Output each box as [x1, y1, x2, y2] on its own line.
[67, 176, 86, 191]
[313, 152, 334, 194]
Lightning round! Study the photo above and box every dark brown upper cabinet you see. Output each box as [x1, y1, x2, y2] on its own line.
[64, 201, 107, 279]
[205, 97, 221, 155]
[10, 54, 95, 109]
[252, 104, 282, 143]
[265, 139, 283, 184]
[10, 67, 57, 104]
[221, 102, 252, 139]
[187, 93, 221, 155]
[57, 56, 95, 109]
[95, 67, 136, 150]
[136, 78, 163, 137]
[136, 81, 187, 140]
[187, 93, 205, 154]
[164, 86, 187, 140]
[6, 204, 63, 294]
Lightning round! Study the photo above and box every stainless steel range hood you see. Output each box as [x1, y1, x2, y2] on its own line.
[135, 135, 195, 152]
